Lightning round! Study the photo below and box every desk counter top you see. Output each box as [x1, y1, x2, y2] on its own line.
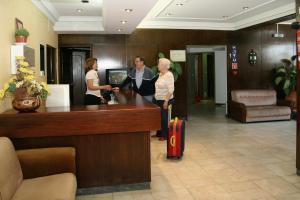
[0, 92, 161, 138]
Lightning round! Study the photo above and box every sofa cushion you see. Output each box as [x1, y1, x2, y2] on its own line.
[0, 137, 23, 200]
[246, 106, 291, 118]
[231, 90, 277, 106]
[12, 173, 76, 200]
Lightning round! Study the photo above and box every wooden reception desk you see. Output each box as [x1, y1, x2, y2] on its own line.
[0, 92, 160, 188]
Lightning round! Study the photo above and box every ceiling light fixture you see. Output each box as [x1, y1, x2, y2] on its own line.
[176, 3, 184, 6]
[243, 6, 249, 10]
[120, 20, 127, 24]
[117, 28, 123, 32]
[124, 8, 133, 12]
[77, 9, 83, 13]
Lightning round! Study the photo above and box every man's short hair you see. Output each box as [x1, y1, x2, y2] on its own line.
[135, 56, 145, 64]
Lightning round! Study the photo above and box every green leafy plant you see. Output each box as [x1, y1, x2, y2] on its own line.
[15, 28, 29, 37]
[274, 56, 297, 96]
[152, 52, 183, 81]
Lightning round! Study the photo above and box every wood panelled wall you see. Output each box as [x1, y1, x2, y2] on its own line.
[59, 30, 229, 117]
[228, 23, 296, 98]
[59, 19, 296, 117]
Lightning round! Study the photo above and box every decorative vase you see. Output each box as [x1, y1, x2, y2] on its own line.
[12, 96, 41, 112]
[15, 36, 27, 43]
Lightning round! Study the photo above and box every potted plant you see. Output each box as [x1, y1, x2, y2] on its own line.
[274, 56, 297, 111]
[151, 52, 183, 81]
[15, 28, 29, 43]
[0, 56, 50, 112]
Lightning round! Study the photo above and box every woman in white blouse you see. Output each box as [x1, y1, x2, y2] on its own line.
[84, 58, 112, 105]
[153, 58, 175, 141]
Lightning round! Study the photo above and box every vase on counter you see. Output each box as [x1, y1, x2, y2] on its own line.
[11, 88, 41, 112]
[12, 95, 41, 112]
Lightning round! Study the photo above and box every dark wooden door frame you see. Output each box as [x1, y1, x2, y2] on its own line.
[296, 0, 300, 176]
[46, 45, 57, 84]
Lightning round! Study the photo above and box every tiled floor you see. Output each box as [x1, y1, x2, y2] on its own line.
[77, 103, 300, 200]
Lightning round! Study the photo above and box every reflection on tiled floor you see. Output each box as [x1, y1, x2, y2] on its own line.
[77, 103, 299, 200]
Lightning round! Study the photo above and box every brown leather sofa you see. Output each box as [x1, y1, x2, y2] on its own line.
[0, 137, 77, 200]
[228, 90, 291, 123]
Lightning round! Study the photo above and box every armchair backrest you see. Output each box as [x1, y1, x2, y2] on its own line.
[0, 137, 23, 200]
[231, 90, 277, 106]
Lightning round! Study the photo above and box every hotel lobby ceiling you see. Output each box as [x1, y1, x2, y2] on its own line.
[32, 0, 295, 34]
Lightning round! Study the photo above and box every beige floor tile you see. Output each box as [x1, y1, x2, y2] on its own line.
[280, 175, 300, 184]
[188, 185, 233, 200]
[219, 181, 259, 193]
[77, 193, 113, 200]
[152, 188, 194, 200]
[273, 193, 300, 200]
[265, 162, 296, 176]
[254, 177, 300, 196]
[231, 188, 276, 200]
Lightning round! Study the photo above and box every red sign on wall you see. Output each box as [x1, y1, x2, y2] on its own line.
[297, 29, 300, 70]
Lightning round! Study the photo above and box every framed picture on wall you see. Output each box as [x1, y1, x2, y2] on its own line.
[15, 18, 23, 30]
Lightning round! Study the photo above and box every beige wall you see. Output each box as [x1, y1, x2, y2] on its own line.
[0, 0, 58, 113]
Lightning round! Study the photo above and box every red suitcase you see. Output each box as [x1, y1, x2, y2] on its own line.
[167, 117, 185, 159]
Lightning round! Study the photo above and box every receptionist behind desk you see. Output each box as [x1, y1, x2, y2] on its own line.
[85, 58, 112, 105]
[120, 56, 157, 102]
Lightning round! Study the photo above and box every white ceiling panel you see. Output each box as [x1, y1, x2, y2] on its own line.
[31, 0, 296, 33]
[139, 0, 295, 30]
[51, 0, 102, 16]
[32, 0, 158, 34]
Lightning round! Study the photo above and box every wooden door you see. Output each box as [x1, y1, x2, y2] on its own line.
[59, 47, 91, 105]
[72, 52, 86, 105]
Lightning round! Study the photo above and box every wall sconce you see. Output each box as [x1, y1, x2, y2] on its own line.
[248, 49, 257, 65]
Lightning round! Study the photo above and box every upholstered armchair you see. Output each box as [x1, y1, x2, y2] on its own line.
[0, 137, 77, 200]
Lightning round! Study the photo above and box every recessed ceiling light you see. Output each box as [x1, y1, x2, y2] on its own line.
[124, 8, 133, 12]
[77, 9, 83, 13]
[243, 6, 249, 10]
[176, 3, 184, 6]
[120, 20, 127, 24]
[117, 28, 123, 32]
[166, 13, 172, 16]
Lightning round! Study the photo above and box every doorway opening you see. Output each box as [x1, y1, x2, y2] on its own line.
[186, 45, 227, 116]
[60, 47, 91, 105]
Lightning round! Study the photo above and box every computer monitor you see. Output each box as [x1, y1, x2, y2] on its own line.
[106, 69, 128, 87]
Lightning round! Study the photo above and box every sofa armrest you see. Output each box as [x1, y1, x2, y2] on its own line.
[16, 147, 76, 179]
[228, 100, 247, 122]
[277, 99, 295, 108]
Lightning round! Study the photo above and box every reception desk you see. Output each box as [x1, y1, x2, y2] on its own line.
[0, 92, 160, 188]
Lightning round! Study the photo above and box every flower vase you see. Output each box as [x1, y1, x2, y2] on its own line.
[12, 96, 41, 112]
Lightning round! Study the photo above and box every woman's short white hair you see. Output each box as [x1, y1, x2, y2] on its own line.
[159, 58, 171, 69]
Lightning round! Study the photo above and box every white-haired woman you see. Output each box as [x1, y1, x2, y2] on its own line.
[153, 58, 175, 141]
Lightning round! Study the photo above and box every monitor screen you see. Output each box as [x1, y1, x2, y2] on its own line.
[106, 69, 128, 86]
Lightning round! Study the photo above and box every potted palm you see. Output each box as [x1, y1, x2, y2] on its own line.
[151, 52, 183, 81]
[15, 28, 29, 43]
[274, 56, 297, 112]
